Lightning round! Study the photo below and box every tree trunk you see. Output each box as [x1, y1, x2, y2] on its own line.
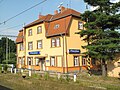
[101, 60, 107, 77]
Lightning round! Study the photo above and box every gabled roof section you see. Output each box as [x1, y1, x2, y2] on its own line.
[24, 14, 53, 28]
[46, 8, 81, 37]
[51, 8, 81, 21]
[16, 30, 23, 44]
[46, 16, 72, 37]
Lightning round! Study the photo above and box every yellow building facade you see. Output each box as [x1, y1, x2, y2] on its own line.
[16, 6, 93, 73]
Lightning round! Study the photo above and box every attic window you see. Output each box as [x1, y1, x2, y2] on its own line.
[54, 24, 59, 29]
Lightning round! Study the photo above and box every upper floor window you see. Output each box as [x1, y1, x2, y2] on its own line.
[51, 38, 56, 47]
[51, 38, 60, 47]
[20, 43, 24, 51]
[54, 24, 59, 29]
[78, 22, 83, 30]
[37, 26, 42, 34]
[28, 42, 33, 50]
[28, 29, 32, 36]
[37, 40, 42, 49]
[74, 56, 79, 66]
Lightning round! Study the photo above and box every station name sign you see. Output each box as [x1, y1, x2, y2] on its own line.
[69, 49, 80, 54]
[28, 51, 40, 55]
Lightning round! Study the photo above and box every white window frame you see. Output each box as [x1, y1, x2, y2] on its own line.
[28, 29, 32, 36]
[20, 43, 24, 51]
[74, 56, 79, 66]
[78, 22, 83, 30]
[51, 56, 55, 66]
[37, 40, 42, 49]
[28, 42, 33, 50]
[56, 38, 60, 47]
[51, 38, 56, 47]
[54, 24, 59, 29]
[37, 26, 42, 34]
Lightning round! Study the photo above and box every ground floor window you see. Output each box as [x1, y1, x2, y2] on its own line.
[82, 56, 87, 66]
[36, 58, 40, 66]
[74, 56, 79, 66]
[50, 56, 55, 66]
[57, 56, 62, 67]
[28, 57, 33, 65]
[18, 58, 21, 64]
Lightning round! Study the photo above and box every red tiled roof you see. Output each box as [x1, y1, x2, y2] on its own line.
[24, 14, 53, 28]
[46, 16, 72, 37]
[16, 30, 23, 43]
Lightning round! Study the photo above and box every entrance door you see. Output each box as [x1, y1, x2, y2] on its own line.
[41, 60, 45, 71]
[40, 57, 45, 71]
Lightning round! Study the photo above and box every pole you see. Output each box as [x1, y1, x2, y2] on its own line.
[6, 37, 8, 64]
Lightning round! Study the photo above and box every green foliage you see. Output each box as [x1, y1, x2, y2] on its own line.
[3, 64, 8, 72]
[78, 0, 120, 76]
[0, 37, 16, 64]
[44, 72, 50, 80]
[65, 74, 70, 82]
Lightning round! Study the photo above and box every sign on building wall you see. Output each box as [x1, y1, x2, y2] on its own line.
[69, 49, 80, 54]
[28, 51, 40, 55]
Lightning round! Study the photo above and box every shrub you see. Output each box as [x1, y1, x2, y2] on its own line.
[44, 72, 49, 80]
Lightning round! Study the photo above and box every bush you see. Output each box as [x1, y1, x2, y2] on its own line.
[4, 64, 8, 72]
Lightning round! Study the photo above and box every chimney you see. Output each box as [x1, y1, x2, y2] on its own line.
[60, 6, 66, 13]
[38, 13, 44, 19]
[54, 10, 58, 14]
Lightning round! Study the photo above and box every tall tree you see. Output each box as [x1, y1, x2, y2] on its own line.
[78, 0, 120, 76]
[0, 37, 16, 64]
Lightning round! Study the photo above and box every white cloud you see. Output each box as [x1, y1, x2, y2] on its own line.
[110, 0, 119, 3]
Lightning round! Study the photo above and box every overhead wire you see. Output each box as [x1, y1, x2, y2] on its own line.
[0, 0, 47, 25]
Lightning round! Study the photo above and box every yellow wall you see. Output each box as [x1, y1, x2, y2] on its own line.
[66, 17, 87, 67]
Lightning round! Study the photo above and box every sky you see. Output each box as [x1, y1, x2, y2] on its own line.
[0, 0, 119, 41]
[0, 0, 86, 40]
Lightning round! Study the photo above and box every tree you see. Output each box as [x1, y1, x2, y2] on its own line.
[0, 37, 16, 64]
[78, 0, 120, 76]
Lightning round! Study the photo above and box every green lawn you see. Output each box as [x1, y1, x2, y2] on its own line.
[0, 73, 120, 90]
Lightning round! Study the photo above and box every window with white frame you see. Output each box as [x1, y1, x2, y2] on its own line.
[51, 38, 60, 47]
[20, 43, 24, 51]
[51, 38, 56, 47]
[36, 58, 40, 66]
[37, 26, 42, 34]
[78, 22, 83, 30]
[37, 40, 42, 49]
[21, 58, 25, 65]
[18, 58, 21, 64]
[50, 56, 55, 66]
[82, 56, 87, 66]
[56, 38, 60, 47]
[74, 56, 79, 66]
[57, 56, 62, 67]
[28, 29, 32, 36]
[28, 42, 33, 50]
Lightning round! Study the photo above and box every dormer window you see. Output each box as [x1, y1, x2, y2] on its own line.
[54, 24, 59, 29]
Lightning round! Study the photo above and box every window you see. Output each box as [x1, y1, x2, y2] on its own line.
[74, 56, 79, 66]
[28, 42, 33, 50]
[28, 57, 33, 65]
[51, 38, 56, 47]
[37, 40, 42, 49]
[57, 56, 62, 67]
[54, 24, 59, 29]
[51, 38, 60, 47]
[37, 26, 42, 34]
[78, 22, 83, 30]
[50, 56, 55, 66]
[56, 38, 60, 47]
[20, 43, 24, 51]
[18, 58, 21, 64]
[21, 58, 25, 65]
[36, 58, 40, 66]
[82, 56, 87, 66]
[28, 29, 32, 36]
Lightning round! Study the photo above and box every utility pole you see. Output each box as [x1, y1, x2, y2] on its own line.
[6, 37, 8, 64]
